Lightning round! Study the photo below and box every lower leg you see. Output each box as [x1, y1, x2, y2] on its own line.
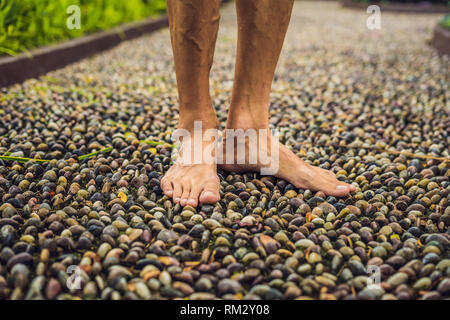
[167, 0, 221, 130]
[227, 0, 294, 130]
[223, 0, 355, 197]
[161, 0, 222, 207]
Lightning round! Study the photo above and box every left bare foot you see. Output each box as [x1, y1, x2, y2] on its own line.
[219, 128, 356, 197]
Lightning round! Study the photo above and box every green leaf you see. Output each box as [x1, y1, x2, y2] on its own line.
[0, 156, 51, 163]
[77, 146, 113, 160]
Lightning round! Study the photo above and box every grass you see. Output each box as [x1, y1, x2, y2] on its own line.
[441, 14, 450, 29]
[0, 0, 166, 56]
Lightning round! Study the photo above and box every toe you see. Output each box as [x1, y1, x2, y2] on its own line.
[187, 186, 200, 208]
[160, 176, 173, 197]
[180, 183, 191, 206]
[173, 183, 182, 203]
[187, 198, 198, 207]
[337, 180, 355, 193]
[199, 191, 220, 204]
[330, 184, 351, 197]
[199, 182, 220, 204]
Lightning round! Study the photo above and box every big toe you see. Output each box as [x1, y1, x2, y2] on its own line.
[331, 185, 351, 197]
[199, 190, 220, 204]
[339, 181, 356, 193]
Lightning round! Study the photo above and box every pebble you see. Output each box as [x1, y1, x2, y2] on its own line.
[135, 282, 151, 300]
[295, 239, 315, 249]
[437, 278, 450, 294]
[387, 273, 409, 288]
[157, 230, 179, 243]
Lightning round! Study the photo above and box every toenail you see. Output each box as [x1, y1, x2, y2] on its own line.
[202, 191, 215, 197]
[166, 190, 173, 196]
[336, 186, 348, 190]
[174, 197, 180, 202]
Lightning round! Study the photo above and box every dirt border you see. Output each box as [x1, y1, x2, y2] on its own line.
[431, 24, 450, 55]
[0, 15, 169, 88]
[340, 0, 450, 14]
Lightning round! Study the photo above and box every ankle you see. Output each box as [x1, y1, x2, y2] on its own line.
[226, 111, 269, 130]
[178, 114, 220, 132]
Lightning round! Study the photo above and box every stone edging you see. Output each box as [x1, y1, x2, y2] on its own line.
[431, 24, 450, 55]
[340, 0, 450, 14]
[0, 16, 169, 88]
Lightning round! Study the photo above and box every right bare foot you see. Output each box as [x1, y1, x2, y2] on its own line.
[160, 124, 221, 208]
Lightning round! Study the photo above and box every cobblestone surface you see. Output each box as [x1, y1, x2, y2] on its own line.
[0, 2, 448, 300]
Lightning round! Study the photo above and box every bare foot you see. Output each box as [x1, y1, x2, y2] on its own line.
[219, 129, 356, 197]
[160, 126, 220, 207]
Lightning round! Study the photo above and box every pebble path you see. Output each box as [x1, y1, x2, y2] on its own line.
[0, 1, 449, 300]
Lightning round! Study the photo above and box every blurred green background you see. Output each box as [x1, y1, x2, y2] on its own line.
[442, 14, 450, 28]
[0, 0, 448, 57]
[0, 0, 167, 56]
